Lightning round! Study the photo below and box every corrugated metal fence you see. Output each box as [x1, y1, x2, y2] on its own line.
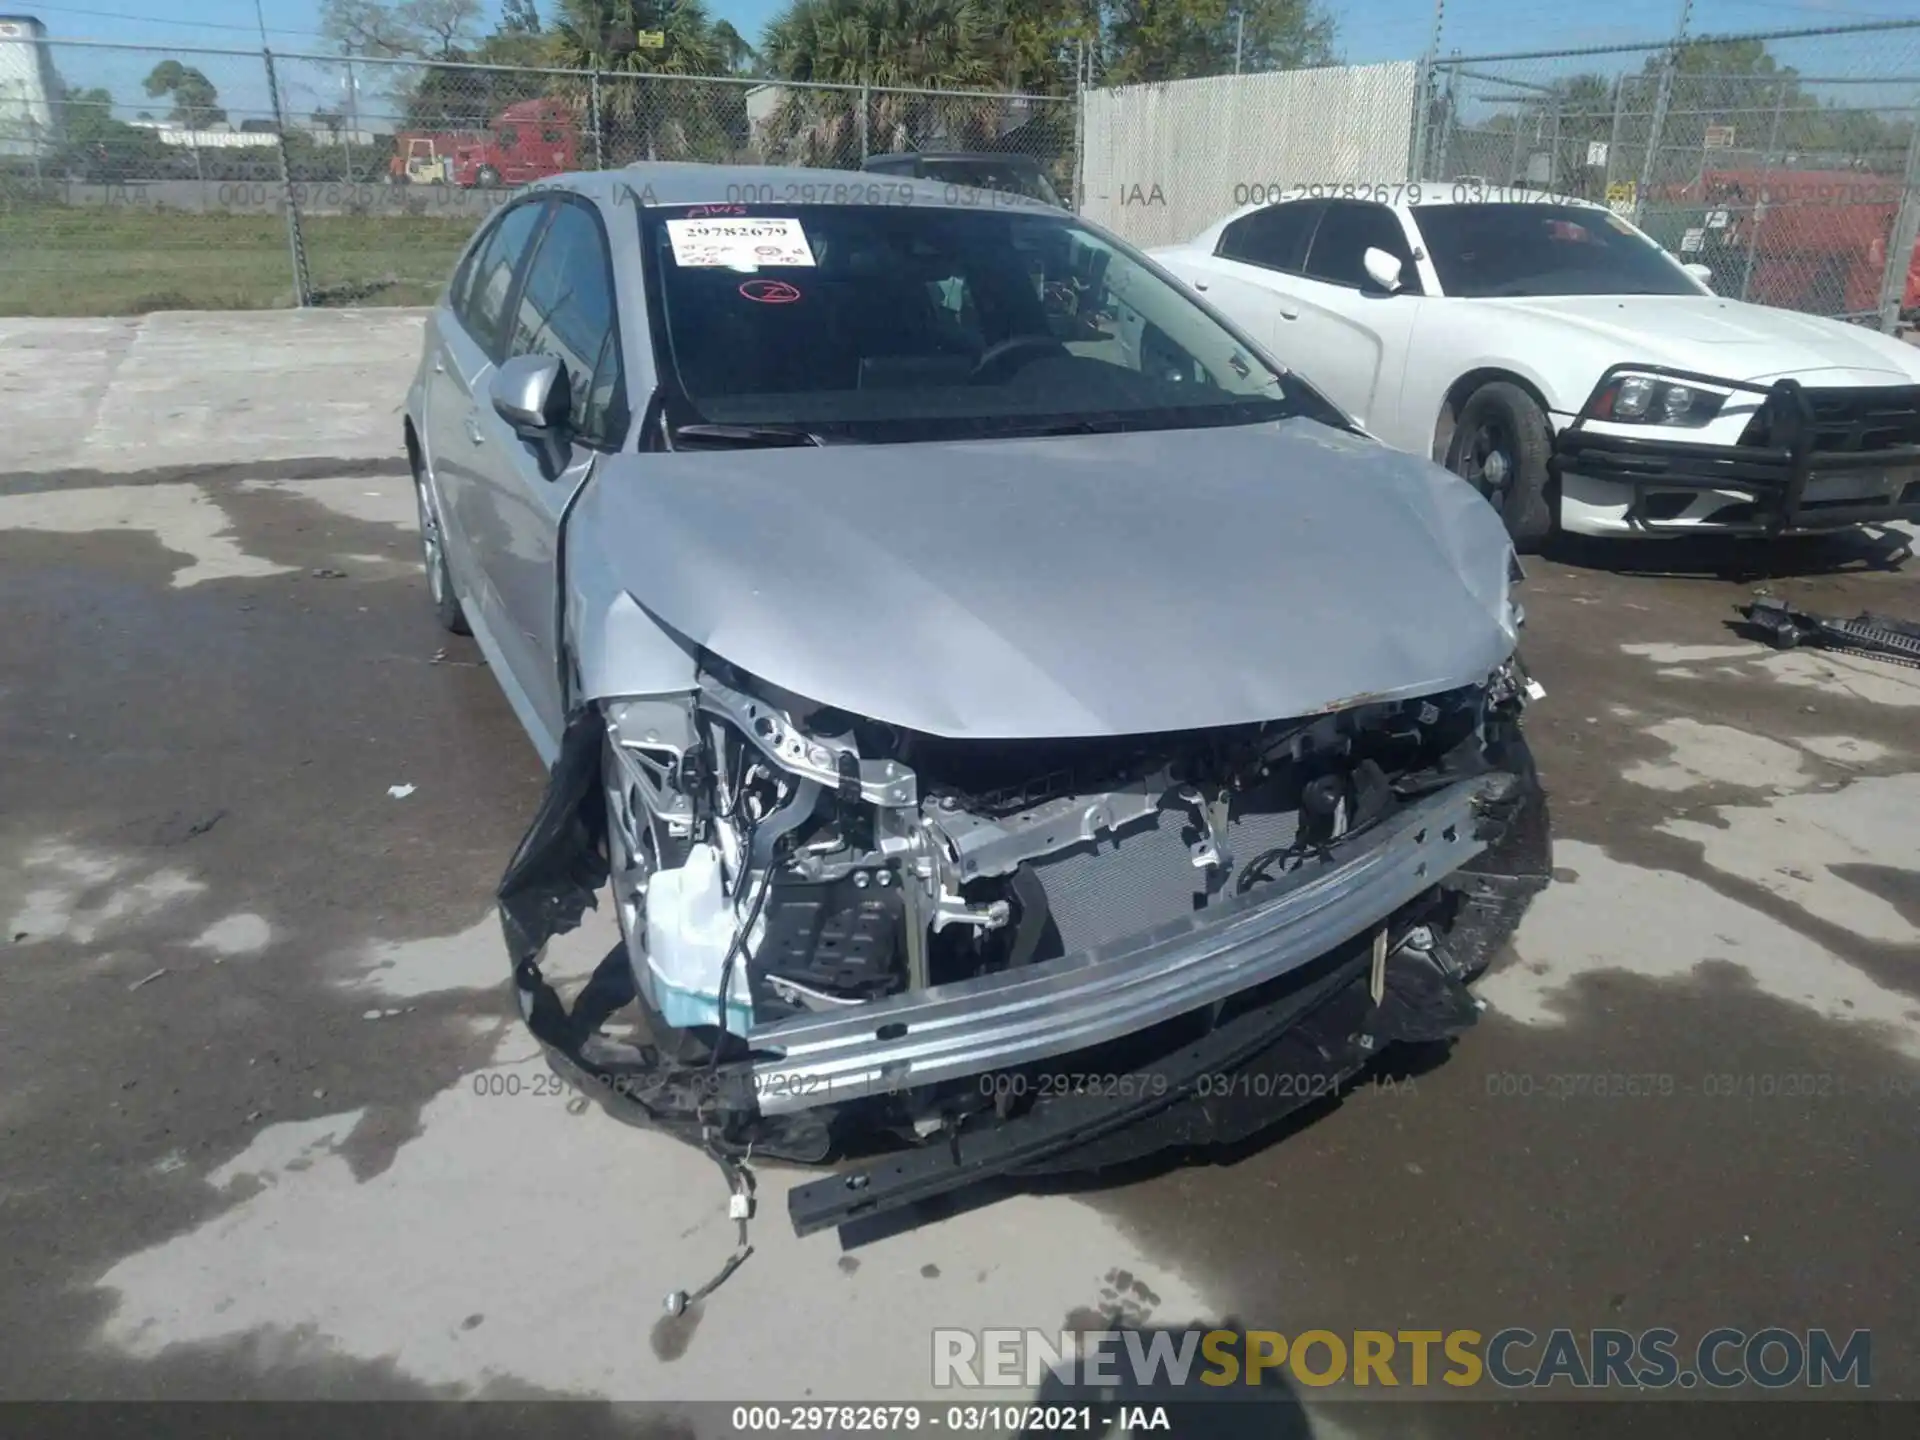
[1079, 61, 1421, 249]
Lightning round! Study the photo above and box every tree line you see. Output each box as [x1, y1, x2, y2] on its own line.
[16, 4, 1908, 189]
[316, 0, 1341, 97]
[1441, 38, 1914, 194]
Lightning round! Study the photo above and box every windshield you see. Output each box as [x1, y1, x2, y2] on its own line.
[1411, 203, 1702, 298]
[640, 203, 1333, 444]
[920, 158, 1063, 208]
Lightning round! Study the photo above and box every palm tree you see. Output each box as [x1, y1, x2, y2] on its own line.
[712, 20, 759, 76]
[758, 0, 1010, 166]
[549, 0, 730, 161]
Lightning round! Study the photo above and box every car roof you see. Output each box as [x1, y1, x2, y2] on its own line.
[524, 161, 1061, 213]
[879, 151, 1043, 164]
[1181, 184, 1606, 253]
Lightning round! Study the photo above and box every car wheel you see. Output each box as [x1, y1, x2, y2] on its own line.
[1446, 381, 1555, 553]
[477, 165, 500, 188]
[411, 458, 470, 635]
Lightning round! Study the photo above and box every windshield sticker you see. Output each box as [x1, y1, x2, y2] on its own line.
[666, 216, 815, 271]
[739, 279, 803, 304]
[683, 203, 748, 219]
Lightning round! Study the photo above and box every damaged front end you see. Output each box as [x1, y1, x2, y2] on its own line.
[498, 659, 1550, 1234]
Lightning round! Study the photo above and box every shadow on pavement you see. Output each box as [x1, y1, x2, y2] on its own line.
[1542, 523, 1911, 582]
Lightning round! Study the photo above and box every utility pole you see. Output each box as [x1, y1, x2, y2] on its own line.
[1878, 98, 1920, 334]
[1234, 12, 1245, 75]
[343, 57, 361, 184]
[1635, 0, 1694, 226]
[1412, 0, 1445, 180]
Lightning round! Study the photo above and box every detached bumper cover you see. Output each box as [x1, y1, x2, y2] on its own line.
[1556, 365, 1920, 534]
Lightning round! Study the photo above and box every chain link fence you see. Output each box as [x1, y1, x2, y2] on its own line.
[1418, 20, 1920, 329]
[1, 20, 1914, 328]
[0, 33, 1074, 316]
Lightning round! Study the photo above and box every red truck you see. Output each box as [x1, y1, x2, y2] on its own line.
[389, 98, 579, 189]
[1667, 169, 1919, 320]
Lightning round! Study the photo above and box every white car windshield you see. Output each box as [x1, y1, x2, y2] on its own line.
[641, 203, 1340, 444]
[1412, 203, 1702, 299]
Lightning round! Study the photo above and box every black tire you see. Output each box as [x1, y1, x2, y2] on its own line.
[476, 165, 501, 188]
[410, 457, 470, 635]
[1445, 380, 1555, 552]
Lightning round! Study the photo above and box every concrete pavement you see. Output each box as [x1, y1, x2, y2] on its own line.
[0, 309, 426, 476]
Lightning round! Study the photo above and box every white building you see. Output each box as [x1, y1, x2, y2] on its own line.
[0, 14, 58, 158]
[744, 83, 785, 133]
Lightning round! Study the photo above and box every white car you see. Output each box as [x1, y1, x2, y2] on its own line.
[1151, 187, 1920, 548]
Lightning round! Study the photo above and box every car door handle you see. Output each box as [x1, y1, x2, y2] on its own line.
[465, 412, 486, 446]
[433, 358, 446, 373]
[1192, 279, 1209, 291]
[1279, 305, 1300, 321]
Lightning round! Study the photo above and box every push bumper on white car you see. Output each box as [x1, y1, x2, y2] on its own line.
[1555, 364, 1920, 536]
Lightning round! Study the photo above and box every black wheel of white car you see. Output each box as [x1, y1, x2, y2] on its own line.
[411, 459, 470, 635]
[1447, 381, 1555, 553]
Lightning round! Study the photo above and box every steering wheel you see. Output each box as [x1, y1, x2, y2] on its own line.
[968, 334, 1070, 385]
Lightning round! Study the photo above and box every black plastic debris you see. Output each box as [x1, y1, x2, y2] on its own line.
[1737, 596, 1920, 669]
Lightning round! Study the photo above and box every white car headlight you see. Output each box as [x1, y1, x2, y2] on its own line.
[1593, 371, 1726, 428]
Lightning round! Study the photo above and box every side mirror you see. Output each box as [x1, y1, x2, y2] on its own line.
[490, 353, 571, 440]
[1682, 262, 1714, 290]
[1362, 247, 1405, 295]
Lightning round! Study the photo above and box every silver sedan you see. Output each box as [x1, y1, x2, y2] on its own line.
[402, 163, 1551, 1235]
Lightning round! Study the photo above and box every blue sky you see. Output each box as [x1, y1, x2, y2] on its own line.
[16, 0, 1920, 65]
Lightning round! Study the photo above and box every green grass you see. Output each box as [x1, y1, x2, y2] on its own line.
[0, 207, 475, 316]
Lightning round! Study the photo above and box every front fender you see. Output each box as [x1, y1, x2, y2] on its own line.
[1404, 309, 1609, 456]
[563, 475, 700, 704]
[569, 589, 700, 704]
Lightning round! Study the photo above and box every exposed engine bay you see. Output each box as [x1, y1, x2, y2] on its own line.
[498, 653, 1549, 1234]
[609, 664, 1523, 1028]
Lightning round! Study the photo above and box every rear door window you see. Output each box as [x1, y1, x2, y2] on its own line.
[1215, 201, 1323, 275]
[459, 199, 550, 359]
[1301, 200, 1421, 291]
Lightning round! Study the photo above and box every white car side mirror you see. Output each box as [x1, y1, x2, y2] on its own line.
[1682, 261, 1714, 290]
[1362, 247, 1404, 295]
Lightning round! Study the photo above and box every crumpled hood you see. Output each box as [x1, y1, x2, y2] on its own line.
[1481, 295, 1920, 388]
[571, 419, 1518, 738]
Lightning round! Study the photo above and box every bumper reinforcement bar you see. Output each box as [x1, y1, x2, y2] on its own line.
[787, 935, 1480, 1236]
[1556, 364, 1920, 535]
[736, 776, 1499, 1117]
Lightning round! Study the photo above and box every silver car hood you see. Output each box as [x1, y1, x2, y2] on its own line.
[573, 418, 1517, 738]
